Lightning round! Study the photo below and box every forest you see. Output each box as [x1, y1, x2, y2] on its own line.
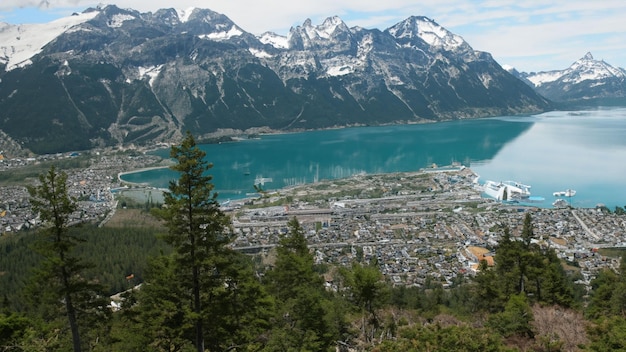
[1, 133, 626, 351]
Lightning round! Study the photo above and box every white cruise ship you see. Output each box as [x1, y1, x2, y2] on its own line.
[483, 180, 531, 201]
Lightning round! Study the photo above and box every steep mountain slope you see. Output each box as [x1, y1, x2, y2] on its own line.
[513, 52, 626, 102]
[0, 5, 550, 154]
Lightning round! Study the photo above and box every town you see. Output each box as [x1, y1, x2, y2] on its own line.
[1, 150, 625, 293]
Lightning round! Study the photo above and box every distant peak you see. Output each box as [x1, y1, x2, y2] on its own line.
[299, 16, 346, 30]
[583, 52, 594, 60]
[288, 16, 350, 46]
[387, 15, 468, 51]
[396, 16, 436, 28]
[322, 16, 344, 26]
[176, 7, 197, 23]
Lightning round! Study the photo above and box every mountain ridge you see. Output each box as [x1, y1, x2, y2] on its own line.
[508, 52, 626, 102]
[0, 5, 551, 154]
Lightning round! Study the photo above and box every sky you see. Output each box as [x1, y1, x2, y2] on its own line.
[1, 0, 626, 73]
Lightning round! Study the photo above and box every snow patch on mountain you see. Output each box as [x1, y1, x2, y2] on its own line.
[320, 35, 374, 77]
[249, 48, 272, 58]
[108, 13, 136, 28]
[198, 26, 243, 41]
[357, 34, 374, 60]
[323, 56, 360, 77]
[258, 32, 289, 49]
[138, 65, 164, 87]
[0, 11, 99, 71]
[416, 18, 464, 49]
[176, 8, 196, 23]
[479, 73, 493, 89]
[526, 71, 562, 87]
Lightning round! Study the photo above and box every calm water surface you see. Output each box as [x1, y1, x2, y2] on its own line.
[120, 108, 626, 209]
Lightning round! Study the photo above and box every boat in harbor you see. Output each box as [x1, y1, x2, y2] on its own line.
[482, 180, 531, 201]
[254, 175, 273, 186]
[553, 189, 576, 197]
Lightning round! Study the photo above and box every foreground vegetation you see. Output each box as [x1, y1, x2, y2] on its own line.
[2, 134, 626, 351]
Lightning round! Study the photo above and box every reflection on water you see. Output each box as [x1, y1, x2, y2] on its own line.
[472, 108, 626, 209]
[121, 108, 626, 209]
[124, 117, 532, 196]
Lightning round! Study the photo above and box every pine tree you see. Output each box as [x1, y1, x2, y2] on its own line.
[156, 132, 232, 352]
[204, 251, 274, 351]
[340, 261, 388, 343]
[264, 217, 338, 351]
[268, 217, 322, 301]
[27, 166, 108, 352]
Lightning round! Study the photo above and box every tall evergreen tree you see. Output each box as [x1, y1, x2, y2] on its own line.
[340, 260, 389, 344]
[268, 217, 322, 301]
[130, 254, 194, 352]
[27, 166, 108, 352]
[264, 217, 341, 351]
[204, 251, 274, 351]
[156, 132, 232, 352]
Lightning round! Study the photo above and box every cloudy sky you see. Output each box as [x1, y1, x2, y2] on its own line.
[1, 0, 626, 72]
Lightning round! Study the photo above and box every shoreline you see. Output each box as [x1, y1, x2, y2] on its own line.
[114, 109, 626, 210]
[114, 164, 609, 211]
[117, 165, 171, 186]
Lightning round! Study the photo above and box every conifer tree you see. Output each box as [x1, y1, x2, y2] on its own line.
[268, 217, 322, 300]
[340, 260, 388, 343]
[156, 132, 232, 352]
[27, 166, 108, 352]
[264, 217, 338, 351]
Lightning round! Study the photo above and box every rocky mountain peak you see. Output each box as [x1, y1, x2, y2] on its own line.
[564, 52, 625, 82]
[151, 8, 183, 25]
[91, 4, 139, 25]
[173, 8, 246, 42]
[515, 52, 626, 102]
[386, 16, 468, 52]
[182, 7, 223, 24]
[288, 16, 352, 50]
[320, 16, 350, 36]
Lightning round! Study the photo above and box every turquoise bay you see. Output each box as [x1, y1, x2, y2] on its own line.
[120, 108, 626, 209]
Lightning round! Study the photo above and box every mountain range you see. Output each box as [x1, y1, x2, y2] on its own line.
[0, 5, 604, 154]
[509, 52, 626, 103]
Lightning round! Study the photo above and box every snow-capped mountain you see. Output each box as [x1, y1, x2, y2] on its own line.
[512, 52, 626, 102]
[0, 11, 99, 71]
[0, 5, 550, 154]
